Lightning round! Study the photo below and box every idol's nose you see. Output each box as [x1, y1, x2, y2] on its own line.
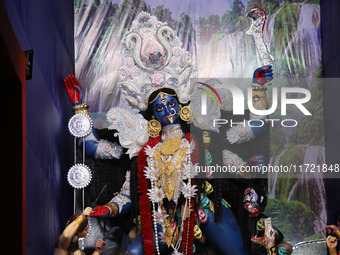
[168, 107, 176, 115]
[163, 105, 170, 115]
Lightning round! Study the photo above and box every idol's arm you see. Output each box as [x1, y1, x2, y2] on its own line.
[81, 127, 123, 160]
[64, 75, 123, 159]
[199, 196, 249, 255]
[222, 149, 265, 179]
[226, 66, 273, 144]
[91, 171, 131, 217]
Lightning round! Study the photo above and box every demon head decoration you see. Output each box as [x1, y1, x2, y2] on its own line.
[251, 218, 292, 255]
[243, 187, 261, 216]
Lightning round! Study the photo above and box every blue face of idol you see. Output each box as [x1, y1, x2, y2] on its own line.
[152, 94, 180, 126]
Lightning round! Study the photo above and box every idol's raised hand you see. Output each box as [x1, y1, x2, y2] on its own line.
[91, 206, 111, 218]
[253, 65, 273, 85]
[64, 75, 84, 105]
[246, 155, 265, 171]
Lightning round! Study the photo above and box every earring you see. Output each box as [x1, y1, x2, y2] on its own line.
[147, 117, 162, 137]
[179, 106, 194, 123]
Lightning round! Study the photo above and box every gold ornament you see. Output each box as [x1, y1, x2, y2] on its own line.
[336, 230, 340, 239]
[172, 226, 179, 245]
[160, 134, 182, 155]
[73, 103, 90, 115]
[149, 91, 177, 105]
[74, 216, 84, 225]
[155, 146, 186, 201]
[179, 105, 194, 122]
[104, 203, 118, 217]
[147, 119, 161, 137]
[165, 227, 174, 247]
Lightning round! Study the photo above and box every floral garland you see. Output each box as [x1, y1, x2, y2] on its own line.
[137, 136, 161, 255]
[184, 133, 198, 255]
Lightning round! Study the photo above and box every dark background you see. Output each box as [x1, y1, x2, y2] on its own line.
[321, 0, 340, 227]
[1, 0, 74, 254]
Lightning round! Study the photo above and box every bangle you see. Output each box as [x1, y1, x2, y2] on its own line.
[105, 203, 118, 217]
[74, 216, 84, 225]
[252, 84, 267, 91]
[336, 230, 340, 238]
[73, 104, 90, 115]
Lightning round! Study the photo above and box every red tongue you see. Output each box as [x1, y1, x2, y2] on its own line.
[249, 208, 260, 216]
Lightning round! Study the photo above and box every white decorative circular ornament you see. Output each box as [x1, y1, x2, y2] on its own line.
[67, 164, 92, 189]
[68, 113, 92, 138]
[172, 46, 181, 56]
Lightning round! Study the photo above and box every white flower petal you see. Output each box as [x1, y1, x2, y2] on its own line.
[181, 182, 198, 198]
[144, 145, 154, 157]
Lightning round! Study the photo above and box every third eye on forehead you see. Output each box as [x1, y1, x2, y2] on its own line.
[162, 95, 176, 105]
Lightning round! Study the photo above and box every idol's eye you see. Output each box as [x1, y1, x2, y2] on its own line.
[156, 106, 164, 112]
[168, 101, 176, 108]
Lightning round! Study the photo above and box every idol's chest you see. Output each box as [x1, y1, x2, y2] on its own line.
[145, 137, 192, 203]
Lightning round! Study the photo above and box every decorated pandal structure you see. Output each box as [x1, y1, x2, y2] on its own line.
[55, 8, 333, 255]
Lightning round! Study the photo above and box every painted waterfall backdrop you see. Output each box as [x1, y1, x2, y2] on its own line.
[75, 0, 324, 252]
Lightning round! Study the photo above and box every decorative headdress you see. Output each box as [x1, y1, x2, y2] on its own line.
[118, 12, 196, 111]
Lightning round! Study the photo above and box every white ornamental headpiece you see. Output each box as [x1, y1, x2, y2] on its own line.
[106, 107, 149, 158]
[118, 12, 196, 111]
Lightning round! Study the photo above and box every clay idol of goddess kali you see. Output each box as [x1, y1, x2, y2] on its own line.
[62, 10, 286, 255]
